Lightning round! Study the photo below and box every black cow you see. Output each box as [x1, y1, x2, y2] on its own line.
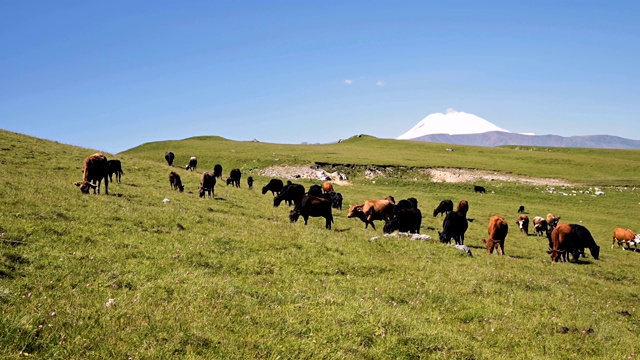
[289, 196, 334, 230]
[199, 171, 216, 199]
[326, 191, 343, 210]
[213, 164, 223, 179]
[107, 159, 124, 184]
[384, 207, 422, 234]
[165, 152, 175, 166]
[262, 179, 284, 196]
[474, 185, 486, 193]
[247, 176, 254, 189]
[439, 211, 468, 245]
[228, 168, 241, 187]
[307, 184, 323, 197]
[517, 205, 525, 213]
[433, 199, 454, 217]
[274, 183, 305, 207]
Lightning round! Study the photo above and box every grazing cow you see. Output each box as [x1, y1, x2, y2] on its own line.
[247, 176, 254, 189]
[482, 216, 508, 255]
[199, 171, 216, 199]
[533, 216, 548, 237]
[612, 228, 638, 250]
[165, 152, 175, 166]
[326, 191, 343, 210]
[433, 199, 454, 217]
[262, 179, 284, 196]
[518, 205, 525, 213]
[185, 157, 197, 171]
[547, 223, 600, 262]
[546, 213, 560, 229]
[74, 153, 109, 194]
[474, 185, 486, 193]
[274, 183, 305, 207]
[307, 184, 323, 197]
[439, 200, 469, 245]
[169, 171, 184, 192]
[289, 196, 334, 230]
[228, 168, 241, 188]
[213, 164, 223, 179]
[516, 215, 529, 235]
[107, 159, 124, 184]
[322, 181, 334, 193]
[348, 196, 395, 230]
[384, 198, 422, 234]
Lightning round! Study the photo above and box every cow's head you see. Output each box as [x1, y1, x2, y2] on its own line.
[482, 238, 503, 255]
[383, 219, 398, 234]
[438, 231, 448, 243]
[590, 245, 600, 260]
[289, 209, 300, 223]
[198, 187, 206, 198]
[546, 248, 566, 262]
[74, 181, 96, 194]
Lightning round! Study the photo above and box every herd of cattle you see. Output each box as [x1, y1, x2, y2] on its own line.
[74, 152, 640, 263]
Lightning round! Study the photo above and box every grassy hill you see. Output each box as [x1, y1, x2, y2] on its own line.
[1, 129, 640, 359]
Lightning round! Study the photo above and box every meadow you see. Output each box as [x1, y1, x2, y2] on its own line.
[1, 129, 639, 359]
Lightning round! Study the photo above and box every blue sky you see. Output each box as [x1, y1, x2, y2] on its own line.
[1, 1, 639, 153]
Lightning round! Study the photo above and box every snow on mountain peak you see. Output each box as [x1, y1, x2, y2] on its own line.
[397, 109, 511, 140]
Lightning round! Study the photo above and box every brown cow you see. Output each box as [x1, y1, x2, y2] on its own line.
[547, 223, 600, 262]
[612, 228, 638, 251]
[516, 215, 529, 235]
[169, 171, 184, 192]
[74, 153, 109, 194]
[482, 216, 508, 255]
[347, 196, 395, 230]
[322, 181, 334, 193]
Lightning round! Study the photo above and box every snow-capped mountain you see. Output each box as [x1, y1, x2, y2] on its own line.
[397, 109, 640, 149]
[397, 109, 511, 139]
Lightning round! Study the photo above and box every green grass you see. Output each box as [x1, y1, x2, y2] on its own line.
[1, 129, 640, 359]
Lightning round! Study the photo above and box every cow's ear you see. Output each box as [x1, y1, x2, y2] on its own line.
[482, 238, 487, 244]
[74, 182, 82, 187]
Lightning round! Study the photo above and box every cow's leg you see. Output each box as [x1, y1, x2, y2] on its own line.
[303, 215, 309, 225]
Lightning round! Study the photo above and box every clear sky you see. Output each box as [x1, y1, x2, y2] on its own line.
[1, 1, 639, 153]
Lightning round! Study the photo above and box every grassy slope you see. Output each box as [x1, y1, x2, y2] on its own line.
[1, 129, 639, 359]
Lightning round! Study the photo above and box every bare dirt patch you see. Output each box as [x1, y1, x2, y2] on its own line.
[258, 165, 352, 186]
[424, 168, 572, 186]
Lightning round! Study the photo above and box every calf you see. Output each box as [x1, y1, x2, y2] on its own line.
[169, 171, 184, 192]
[185, 157, 197, 171]
[433, 199, 454, 217]
[482, 216, 508, 255]
[199, 171, 216, 198]
[165, 151, 175, 166]
[274, 183, 305, 207]
[348, 197, 395, 230]
[326, 191, 343, 210]
[474, 185, 486, 193]
[289, 196, 334, 230]
[74, 153, 109, 194]
[247, 176, 254, 189]
[262, 179, 284, 196]
[533, 216, 548, 237]
[547, 223, 600, 262]
[517, 205, 525, 213]
[516, 215, 529, 235]
[546, 213, 560, 229]
[612, 228, 638, 251]
[107, 159, 124, 184]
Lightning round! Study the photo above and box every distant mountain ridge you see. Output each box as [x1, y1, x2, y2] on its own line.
[410, 131, 640, 149]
